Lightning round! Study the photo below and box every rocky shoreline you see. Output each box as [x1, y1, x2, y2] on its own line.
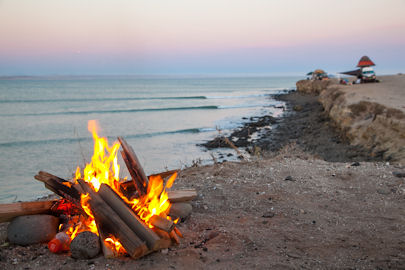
[202, 89, 383, 163]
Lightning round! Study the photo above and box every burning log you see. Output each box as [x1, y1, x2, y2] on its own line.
[149, 215, 174, 233]
[118, 137, 148, 196]
[96, 222, 116, 258]
[97, 183, 164, 251]
[34, 171, 81, 203]
[77, 180, 148, 259]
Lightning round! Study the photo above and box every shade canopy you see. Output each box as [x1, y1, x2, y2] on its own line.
[357, 56, 375, 67]
[313, 69, 326, 74]
[340, 69, 361, 77]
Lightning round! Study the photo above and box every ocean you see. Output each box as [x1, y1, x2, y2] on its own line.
[0, 75, 299, 203]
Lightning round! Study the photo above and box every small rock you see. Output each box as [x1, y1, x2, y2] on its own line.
[351, 162, 360, 166]
[161, 248, 168, 255]
[70, 231, 100, 259]
[284, 176, 295, 181]
[169, 203, 192, 220]
[7, 215, 59, 246]
[262, 212, 275, 218]
[393, 171, 405, 178]
[377, 188, 391, 195]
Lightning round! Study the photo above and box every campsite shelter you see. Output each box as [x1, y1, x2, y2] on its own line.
[357, 56, 375, 67]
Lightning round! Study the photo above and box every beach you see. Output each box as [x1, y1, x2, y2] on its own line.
[1, 75, 405, 269]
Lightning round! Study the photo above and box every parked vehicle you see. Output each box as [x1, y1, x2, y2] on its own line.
[361, 67, 377, 83]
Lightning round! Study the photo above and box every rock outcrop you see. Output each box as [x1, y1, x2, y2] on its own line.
[296, 79, 331, 94]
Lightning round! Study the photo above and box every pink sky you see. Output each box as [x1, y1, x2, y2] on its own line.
[1, 0, 404, 75]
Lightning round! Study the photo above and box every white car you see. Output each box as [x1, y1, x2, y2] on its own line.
[361, 67, 377, 82]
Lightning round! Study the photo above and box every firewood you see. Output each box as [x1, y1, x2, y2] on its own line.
[118, 137, 148, 196]
[0, 200, 57, 223]
[167, 189, 197, 203]
[169, 230, 180, 245]
[149, 215, 174, 233]
[98, 184, 164, 251]
[34, 171, 81, 203]
[96, 223, 116, 258]
[148, 170, 178, 179]
[119, 170, 178, 199]
[77, 180, 148, 259]
[152, 229, 172, 249]
[173, 226, 183, 238]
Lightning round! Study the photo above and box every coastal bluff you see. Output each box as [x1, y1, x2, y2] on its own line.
[296, 75, 405, 163]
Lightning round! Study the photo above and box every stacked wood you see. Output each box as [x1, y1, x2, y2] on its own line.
[77, 180, 148, 259]
[13, 136, 198, 259]
[118, 137, 148, 196]
[97, 184, 168, 251]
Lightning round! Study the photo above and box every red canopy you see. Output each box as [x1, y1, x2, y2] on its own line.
[357, 56, 375, 67]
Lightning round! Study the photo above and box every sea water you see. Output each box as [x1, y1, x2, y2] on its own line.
[0, 75, 298, 203]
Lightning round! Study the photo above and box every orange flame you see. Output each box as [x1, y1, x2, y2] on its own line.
[70, 120, 177, 251]
[105, 236, 125, 255]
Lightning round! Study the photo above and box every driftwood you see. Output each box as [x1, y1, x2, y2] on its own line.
[96, 222, 116, 258]
[0, 200, 57, 223]
[77, 180, 148, 259]
[34, 171, 80, 203]
[167, 190, 197, 203]
[119, 170, 178, 199]
[149, 215, 174, 233]
[98, 184, 164, 251]
[118, 137, 148, 196]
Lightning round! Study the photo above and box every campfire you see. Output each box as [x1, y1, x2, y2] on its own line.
[33, 120, 197, 259]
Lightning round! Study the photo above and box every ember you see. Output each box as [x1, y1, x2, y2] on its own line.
[32, 120, 197, 259]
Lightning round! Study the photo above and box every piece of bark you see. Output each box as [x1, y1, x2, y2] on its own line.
[98, 184, 164, 251]
[118, 137, 148, 196]
[77, 180, 148, 259]
[34, 171, 81, 203]
[149, 215, 174, 233]
[0, 200, 57, 223]
[167, 189, 197, 203]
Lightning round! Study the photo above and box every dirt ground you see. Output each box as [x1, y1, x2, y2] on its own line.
[1, 92, 405, 269]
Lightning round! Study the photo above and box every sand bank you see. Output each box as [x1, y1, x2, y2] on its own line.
[315, 75, 405, 163]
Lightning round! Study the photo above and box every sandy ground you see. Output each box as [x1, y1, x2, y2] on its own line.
[338, 75, 405, 113]
[1, 148, 405, 269]
[1, 89, 405, 269]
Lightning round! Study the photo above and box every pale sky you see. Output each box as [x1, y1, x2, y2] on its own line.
[1, 0, 404, 75]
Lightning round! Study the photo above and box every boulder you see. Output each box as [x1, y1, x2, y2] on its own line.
[7, 215, 59, 246]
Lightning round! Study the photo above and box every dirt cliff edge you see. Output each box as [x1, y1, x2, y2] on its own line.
[316, 76, 405, 163]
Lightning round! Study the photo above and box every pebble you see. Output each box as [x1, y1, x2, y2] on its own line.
[70, 231, 100, 259]
[351, 162, 360, 166]
[284, 176, 295, 181]
[7, 215, 59, 246]
[262, 211, 275, 218]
